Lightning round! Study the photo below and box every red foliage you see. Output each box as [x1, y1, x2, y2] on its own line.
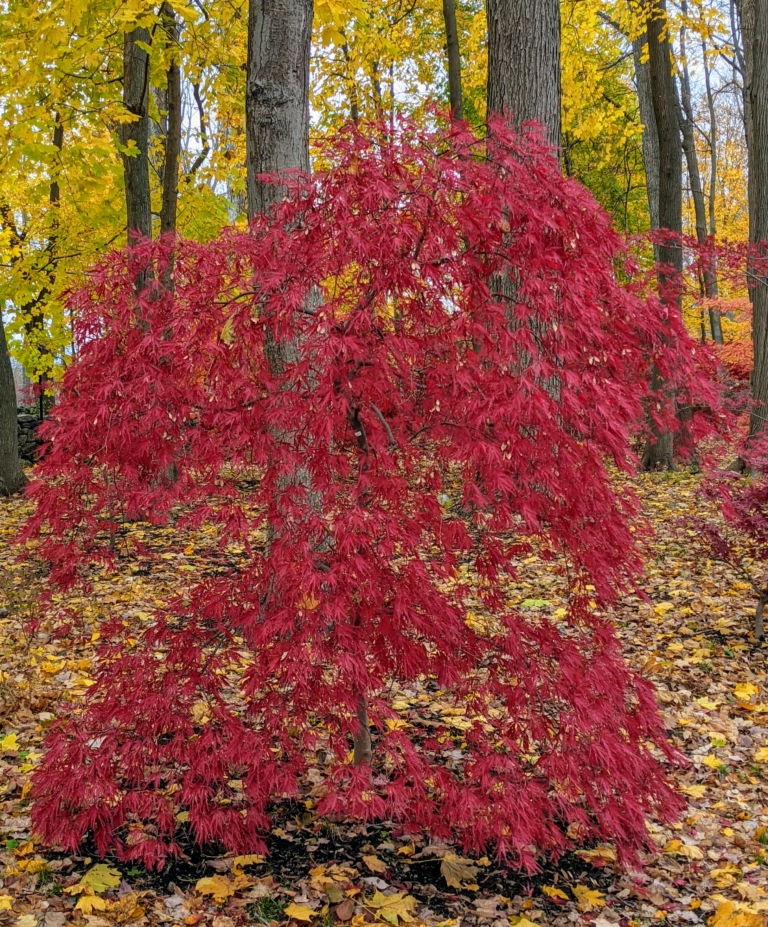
[25, 119, 718, 870]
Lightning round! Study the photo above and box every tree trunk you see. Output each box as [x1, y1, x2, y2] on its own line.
[632, 30, 661, 233]
[159, 4, 182, 238]
[701, 36, 723, 342]
[246, 0, 372, 763]
[120, 26, 152, 246]
[0, 308, 25, 497]
[643, 0, 683, 470]
[442, 0, 463, 119]
[738, 0, 768, 439]
[677, 6, 722, 342]
[245, 0, 312, 216]
[486, 0, 561, 151]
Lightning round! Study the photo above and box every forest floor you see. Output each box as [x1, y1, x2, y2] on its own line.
[0, 469, 767, 927]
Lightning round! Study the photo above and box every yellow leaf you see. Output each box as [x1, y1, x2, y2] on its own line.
[681, 784, 707, 799]
[734, 682, 759, 701]
[195, 875, 237, 904]
[15, 916, 38, 927]
[0, 896, 12, 912]
[696, 697, 720, 710]
[284, 903, 318, 922]
[76, 894, 108, 914]
[654, 602, 674, 615]
[64, 863, 121, 895]
[703, 754, 723, 769]
[397, 844, 415, 857]
[665, 840, 704, 860]
[509, 919, 538, 927]
[572, 884, 605, 911]
[1, 733, 18, 752]
[366, 890, 417, 924]
[233, 854, 264, 870]
[708, 899, 764, 927]
[542, 884, 568, 900]
[363, 855, 388, 874]
[575, 845, 617, 864]
[754, 747, 768, 762]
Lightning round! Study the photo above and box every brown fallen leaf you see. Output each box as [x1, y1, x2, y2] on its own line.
[440, 854, 480, 890]
[334, 900, 355, 922]
[362, 855, 388, 874]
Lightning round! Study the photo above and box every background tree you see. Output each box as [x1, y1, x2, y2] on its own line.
[643, 0, 683, 470]
[486, 0, 561, 149]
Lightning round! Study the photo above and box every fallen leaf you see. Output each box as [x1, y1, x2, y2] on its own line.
[665, 839, 704, 860]
[0, 896, 12, 912]
[366, 890, 417, 924]
[362, 855, 388, 874]
[75, 895, 108, 915]
[754, 747, 768, 762]
[64, 864, 121, 896]
[195, 875, 237, 904]
[572, 885, 605, 912]
[283, 903, 317, 922]
[334, 900, 355, 922]
[681, 784, 707, 799]
[542, 884, 568, 901]
[15, 916, 38, 927]
[708, 900, 764, 927]
[575, 845, 617, 864]
[440, 853, 480, 889]
[734, 682, 759, 701]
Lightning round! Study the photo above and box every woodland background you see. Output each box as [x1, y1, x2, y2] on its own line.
[1, 2, 768, 927]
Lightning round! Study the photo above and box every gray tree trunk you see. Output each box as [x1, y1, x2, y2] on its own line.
[159, 4, 182, 238]
[442, 0, 463, 119]
[245, 0, 372, 764]
[120, 26, 153, 245]
[677, 8, 722, 341]
[0, 308, 25, 497]
[486, 0, 561, 151]
[643, 0, 682, 471]
[245, 0, 312, 217]
[632, 30, 661, 232]
[740, 0, 768, 438]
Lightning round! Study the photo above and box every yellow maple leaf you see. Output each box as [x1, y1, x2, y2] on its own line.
[681, 784, 707, 799]
[696, 697, 720, 710]
[284, 903, 318, 922]
[709, 899, 765, 927]
[754, 746, 768, 762]
[363, 855, 388, 874]
[75, 893, 108, 914]
[734, 682, 759, 701]
[703, 754, 723, 769]
[542, 884, 568, 900]
[233, 854, 264, 871]
[366, 890, 417, 924]
[572, 884, 605, 911]
[64, 863, 121, 895]
[195, 875, 237, 904]
[1, 733, 18, 752]
[0, 896, 12, 912]
[665, 839, 704, 860]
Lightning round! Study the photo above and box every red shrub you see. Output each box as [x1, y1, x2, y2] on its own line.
[25, 119, 718, 870]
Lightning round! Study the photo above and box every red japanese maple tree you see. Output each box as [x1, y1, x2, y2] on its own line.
[26, 119, 718, 870]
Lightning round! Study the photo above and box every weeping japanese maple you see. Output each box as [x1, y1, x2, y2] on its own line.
[26, 119, 716, 871]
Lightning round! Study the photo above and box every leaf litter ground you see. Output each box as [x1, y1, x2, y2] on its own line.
[1, 470, 767, 927]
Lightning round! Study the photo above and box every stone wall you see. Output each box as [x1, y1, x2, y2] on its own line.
[17, 410, 42, 464]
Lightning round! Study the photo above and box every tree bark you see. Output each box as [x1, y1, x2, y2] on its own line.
[643, 0, 683, 470]
[159, 4, 182, 238]
[120, 26, 153, 246]
[442, 0, 463, 119]
[245, 0, 312, 217]
[0, 307, 25, 497]
[486, 0, 561, 151]
[737, 0, 768, 439]
[632, 30, 661, 233]
[677, 7, 722, 342]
